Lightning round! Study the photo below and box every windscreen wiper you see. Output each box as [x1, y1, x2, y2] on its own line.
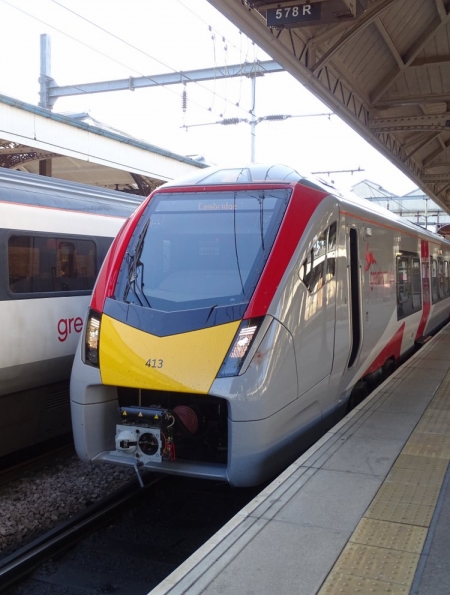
[123, 218, 151, 307]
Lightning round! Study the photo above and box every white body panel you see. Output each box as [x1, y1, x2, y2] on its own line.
[1, 202, 125, 235]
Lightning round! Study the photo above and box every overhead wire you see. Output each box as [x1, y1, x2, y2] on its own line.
[175, 0, 258, 114]
[40, 0, 258, 121]
[0, 0, 255, 124]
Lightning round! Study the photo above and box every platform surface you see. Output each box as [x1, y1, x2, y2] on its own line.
[149, 324, 450, 595]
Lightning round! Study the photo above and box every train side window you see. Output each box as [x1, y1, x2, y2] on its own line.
[397, 252, 422, 320]
[411, 258, 421, 309]
[445, 261, 449, 296]
[8, 234, 97, 294]
[397, 256, 409, 304]
[8, 236, 38, 293]
[301, 250, 313, 288]
[431, 258, 438, 302]
[300, 222, 337, 293]
[309, 230, 327, 293]
[326, 222, 337, 280]
[438, 258, 444, 299]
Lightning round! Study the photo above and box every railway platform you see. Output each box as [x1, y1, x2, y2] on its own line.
[149, 322, 450, 595]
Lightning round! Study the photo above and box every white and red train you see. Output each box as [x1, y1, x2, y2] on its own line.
[70, 164, 450, 487]
[0, 168, 141, 457]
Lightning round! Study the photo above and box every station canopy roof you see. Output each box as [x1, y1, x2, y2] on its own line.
[0, 94, 205, 196]
[209, 0, 450, 213]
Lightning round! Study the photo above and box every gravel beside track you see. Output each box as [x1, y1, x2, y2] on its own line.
[0, 454, 136, 557]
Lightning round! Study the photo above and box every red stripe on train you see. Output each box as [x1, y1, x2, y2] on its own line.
[244, 183, 328, 319]
[364, 322, 405, 376]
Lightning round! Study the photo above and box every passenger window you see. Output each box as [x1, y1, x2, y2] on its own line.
[309, 230, 327, 293]
[438, 258, 444, 299]
[8, 234, 97, 294]
[445, 261, 449, 296]
[326, 222, 337, 280]
[397, 257, 409, 303]
[301, 251, 312, 288]
[300, 222, 337, 293]
[411, 258, 421, 309]
[397, 252, 422, 320]
[431, 258, 438, 302]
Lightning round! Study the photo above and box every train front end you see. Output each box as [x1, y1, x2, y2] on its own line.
[70, 165, 320, 486]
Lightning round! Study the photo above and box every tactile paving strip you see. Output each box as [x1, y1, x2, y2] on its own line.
[374, 481, 440, 508]
[391, 454, 448, 473]
[319, 572, 410, 594]
[332, 543, 419, 585]
[402, 433, 450, 459]
[350, 519, 427, 553]
[318, 327, 450, 595]
[417, 409, 450, 433]
[364, 500, 435, 527]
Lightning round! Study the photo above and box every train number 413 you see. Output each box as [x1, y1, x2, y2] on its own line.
[145, 358, 164, 368]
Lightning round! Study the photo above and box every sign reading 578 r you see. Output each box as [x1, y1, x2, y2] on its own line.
[266, 4, 322, 27]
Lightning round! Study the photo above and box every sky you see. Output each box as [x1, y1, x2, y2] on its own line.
[0, 0, 418, 196]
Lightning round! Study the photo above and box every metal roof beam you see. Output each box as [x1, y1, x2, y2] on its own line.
[374, 19, 404, 69]
[411, 54, 450, 67]
[375, 93, 450, 108]
[425, 161, 450, 170]
[423, 173, 450, 182]
[310, 0, 400, 74]
[369, 114, 450, 131]
[423, 138, 450, 166]
[47, 61, 284, 102]
[370, 14, 450, 104]
[403, 132, 441, 161]
[402, 131, 436, 149]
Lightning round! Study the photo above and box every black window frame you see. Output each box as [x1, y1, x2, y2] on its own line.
[397, 251, 422, 320]
[7, 231, 99, 298]
[300, 221, 337, 294]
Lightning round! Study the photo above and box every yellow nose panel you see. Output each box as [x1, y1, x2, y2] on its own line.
[99, 314, 240, 394]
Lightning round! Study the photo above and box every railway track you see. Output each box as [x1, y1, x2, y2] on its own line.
[0, 436, 74, 488]
[0, 474, 158, 594]
[1, 475, 259, 595]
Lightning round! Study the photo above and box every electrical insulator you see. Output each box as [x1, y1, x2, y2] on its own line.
[221, 118, 242, 125]
[182, 86, 187, 112]
[265, 114, 288, 121]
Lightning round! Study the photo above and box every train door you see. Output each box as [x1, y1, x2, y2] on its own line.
[329, 222, 363, 393]
[296, 218, 337, 398]
[347, 227, 362, 368]
[415, 239, 430, 340]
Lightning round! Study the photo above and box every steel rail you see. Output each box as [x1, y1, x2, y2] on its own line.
[0, 474, 163, 593]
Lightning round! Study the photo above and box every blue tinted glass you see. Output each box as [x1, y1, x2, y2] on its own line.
[119, 189, 289, 312]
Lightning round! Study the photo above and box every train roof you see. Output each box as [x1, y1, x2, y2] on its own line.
[161, 163, 450, 246]
[161, 163, 306, 187]
[0, 167, 143, 217]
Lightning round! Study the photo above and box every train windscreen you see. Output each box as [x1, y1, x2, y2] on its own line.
[117, 189, 290, 312]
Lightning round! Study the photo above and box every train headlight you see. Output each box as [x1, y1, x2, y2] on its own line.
[84, 310, 102, 367]
[217, 318, 263, 377]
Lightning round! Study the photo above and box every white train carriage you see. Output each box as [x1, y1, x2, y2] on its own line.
[70, 165, 450, 487]
[0, 168, 142, 457]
